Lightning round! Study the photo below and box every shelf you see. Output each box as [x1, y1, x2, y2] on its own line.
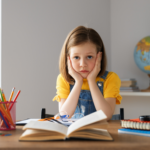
[120, 92, 150, 96]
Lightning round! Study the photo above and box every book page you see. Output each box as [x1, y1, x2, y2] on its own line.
[23, 121, 68, 136]
[68, 128, 113, 140]
[19, 129, 66, 141]
[67, 110, 107, 136]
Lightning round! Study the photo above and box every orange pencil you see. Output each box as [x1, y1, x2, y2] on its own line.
[9, 87, 15, 102]
[7, 87, 15, 107]
[9, 90, 21, 111]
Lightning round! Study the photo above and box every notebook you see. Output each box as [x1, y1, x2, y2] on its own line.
[118, 128, 150, 137]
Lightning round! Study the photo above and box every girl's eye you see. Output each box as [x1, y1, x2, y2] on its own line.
[74, 56, 79, 59]
[87, 56, 93, 59]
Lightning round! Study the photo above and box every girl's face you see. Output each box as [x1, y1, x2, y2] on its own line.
[69, 42, 98, 79]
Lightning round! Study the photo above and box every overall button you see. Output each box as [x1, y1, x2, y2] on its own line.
[97, 82, 102, 87]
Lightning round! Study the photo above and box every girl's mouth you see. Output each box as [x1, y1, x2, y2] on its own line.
[80, 70, 89, 73]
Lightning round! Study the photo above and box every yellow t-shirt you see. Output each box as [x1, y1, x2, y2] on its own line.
[53, 72, 122, 104]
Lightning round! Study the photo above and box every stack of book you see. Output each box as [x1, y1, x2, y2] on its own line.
[118, 118, 150, 137]
[120, 79, 140, 92]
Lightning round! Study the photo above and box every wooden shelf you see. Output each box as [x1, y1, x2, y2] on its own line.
[120, 92, 150, 96]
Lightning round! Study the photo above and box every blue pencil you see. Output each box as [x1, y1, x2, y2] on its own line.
[0, 110, 9, 129]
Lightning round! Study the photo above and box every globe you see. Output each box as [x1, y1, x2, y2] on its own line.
[134, 36, 150, 92]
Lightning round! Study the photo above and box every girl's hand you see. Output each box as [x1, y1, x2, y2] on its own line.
[87, 52, 102, 82]
[67, 56, 83, 83]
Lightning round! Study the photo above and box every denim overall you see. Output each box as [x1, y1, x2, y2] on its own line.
[70, 71, 109, 119]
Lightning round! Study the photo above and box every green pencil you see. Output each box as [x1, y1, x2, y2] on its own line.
[0, 88, 4, 102]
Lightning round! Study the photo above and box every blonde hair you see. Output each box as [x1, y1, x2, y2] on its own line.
[59, 26, 107, 84]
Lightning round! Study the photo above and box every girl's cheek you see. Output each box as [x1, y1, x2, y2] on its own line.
[72, 61, 78, 70]
[91, 60, 96, 68]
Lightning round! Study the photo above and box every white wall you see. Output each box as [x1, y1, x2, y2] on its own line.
[111, 0, 150, 118]
[2, 0, 150, 120]
[0, 0, 1, 87]
[111, 0, 150, 89]
[2, 0, 111, 120]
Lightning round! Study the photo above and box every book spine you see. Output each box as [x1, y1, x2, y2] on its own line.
[121, 120, 150, 130]
[121, 80, 137, 87]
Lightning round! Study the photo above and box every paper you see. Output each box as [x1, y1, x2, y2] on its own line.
[16, 119, 40, 125]
[16, 118, 78, 126]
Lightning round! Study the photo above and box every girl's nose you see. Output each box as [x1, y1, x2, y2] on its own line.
[80, 59, 87, 67]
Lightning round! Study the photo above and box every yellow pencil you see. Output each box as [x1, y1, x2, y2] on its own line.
[9, 87, 15, 102]
[2, 90, 7, 102]
[8, 87, 15, 107]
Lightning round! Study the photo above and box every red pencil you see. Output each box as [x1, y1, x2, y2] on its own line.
[9, 90, 21, 111]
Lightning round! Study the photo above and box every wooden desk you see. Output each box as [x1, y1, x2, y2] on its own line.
[0, 121, 150, 150]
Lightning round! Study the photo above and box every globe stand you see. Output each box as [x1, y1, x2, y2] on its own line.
[141, 74, 150, 92]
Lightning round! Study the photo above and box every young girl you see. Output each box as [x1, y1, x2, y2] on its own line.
[53, 26, 122, 121]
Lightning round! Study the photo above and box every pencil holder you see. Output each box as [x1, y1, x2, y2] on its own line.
[0, 101, 16, 130]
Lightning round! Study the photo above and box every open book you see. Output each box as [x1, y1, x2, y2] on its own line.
[19, 110, 113, 141]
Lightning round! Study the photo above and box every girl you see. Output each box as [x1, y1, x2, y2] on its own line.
[53, 26, 122, 121]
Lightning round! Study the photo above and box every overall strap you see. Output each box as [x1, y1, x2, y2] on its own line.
[96, 70, 109, 95]
[70, 84, 74, 91]
[100, 70, 109, 80]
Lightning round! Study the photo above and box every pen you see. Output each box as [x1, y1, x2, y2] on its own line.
[9, 90, 21, 111]
[38, 117, 54, 121]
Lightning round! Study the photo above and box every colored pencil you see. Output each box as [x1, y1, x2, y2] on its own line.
[0, 103, 15, 127]
[0, 89, 6, 109]
[1, 90, 13, 126]
[9, 87, 15, 102]
[7, 87, 15, 107]
[2, 90, 7, 102]
[0, 89, 4, 102]
[9, 90, 21, 111]
[0, 111, 9, 129]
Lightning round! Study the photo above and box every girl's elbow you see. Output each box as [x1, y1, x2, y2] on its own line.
[106, 115, 112, 121]
[103, 110, 114, 121]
